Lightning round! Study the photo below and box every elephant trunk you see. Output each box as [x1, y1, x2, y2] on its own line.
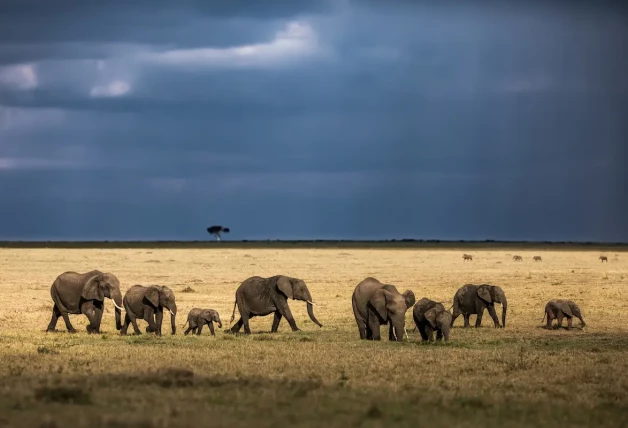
[306, 301, 323, 328]
[169, 303, 177, 335]
[217, 320, 223, 328]
[501, 297, 508, 328]
[393, 323, 404, 342]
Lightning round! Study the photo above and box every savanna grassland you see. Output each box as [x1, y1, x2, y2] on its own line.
[1, 243, 628, 427]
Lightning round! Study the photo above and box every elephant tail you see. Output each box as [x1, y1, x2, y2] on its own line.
[230, 300, 237, 323]
[183, 319, 188, 329]
[540, 312, 547, 325]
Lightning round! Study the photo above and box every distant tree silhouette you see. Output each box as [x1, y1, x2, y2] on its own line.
[207, 226, 230, 241]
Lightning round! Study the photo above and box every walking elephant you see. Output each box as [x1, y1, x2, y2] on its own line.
[451, 284, 507, 328]
[542, 299, 586, 330]
[120, 285, 177, 336]
[229, 275, 323, 334]
[413, 298, 451, 342]
[46, 270, 124, 334]
[351, 277, 416, 342]
[183, 308, 222, 336]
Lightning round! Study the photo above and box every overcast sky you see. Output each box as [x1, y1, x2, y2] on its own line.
[0, 1, 626, 241]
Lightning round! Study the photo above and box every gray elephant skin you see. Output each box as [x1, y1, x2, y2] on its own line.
[413, 298, 452, 342]
[229, 275, 322, 334]
[121, 285, 177, 336]
[351, 277, 416, 342]
[451, 284, 507, 328]
[46, 270, 124, 334]
[184, 308, 222, 336]
[542, 299, 586, 330]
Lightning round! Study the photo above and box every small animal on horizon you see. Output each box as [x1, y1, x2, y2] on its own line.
[533, 256, 542, 262]
[462, 254, 473, 261]
[599, 256, 608, 262]
[512, 255, 523, 262]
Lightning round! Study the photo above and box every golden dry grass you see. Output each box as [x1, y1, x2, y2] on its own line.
[1, 245, 627, 427]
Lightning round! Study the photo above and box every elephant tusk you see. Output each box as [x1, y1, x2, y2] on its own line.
[306, 300, 316, 306]
[169, 309, 175, 316]
[404, 328, 409, 339]
[392, 328, 398, 341]
[112, 301, 124, 311]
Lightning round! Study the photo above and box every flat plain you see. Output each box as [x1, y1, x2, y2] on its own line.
[0, 244, 627, 427]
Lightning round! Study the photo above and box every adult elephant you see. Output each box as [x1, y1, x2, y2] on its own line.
[451, 284, 507, 328]
[46, 270, 124, 334]
[413, 298, 452, 342]
[120, 285, 177, 336]
[229, 275, 323, 334]
[351, 277, 416, 342]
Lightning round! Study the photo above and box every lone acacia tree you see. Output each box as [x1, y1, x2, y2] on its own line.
[207, 225, 230, 241]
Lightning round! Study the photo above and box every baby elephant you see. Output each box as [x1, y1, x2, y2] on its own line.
[413, 298, 452, 342]
[183, 308, 222, 336]
[542, 299, 586, 330]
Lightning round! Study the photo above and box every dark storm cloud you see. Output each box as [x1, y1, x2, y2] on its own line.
[1, 1, 627, 241]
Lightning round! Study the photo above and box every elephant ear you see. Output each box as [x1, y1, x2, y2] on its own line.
[276, 276, 293, 299]
[201, 310, 214, 322]
[144, 286, 160, 307]
[402, 290, 416, 309]
[477, 286, 492, 303]
[370, 289, 392, 321]
[81, 274, 104, 301]
[558, 301, 573, 317]
[424, 308, 439, 328]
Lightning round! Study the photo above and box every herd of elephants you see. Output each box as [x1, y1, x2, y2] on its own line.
[44, 264, 588, 341]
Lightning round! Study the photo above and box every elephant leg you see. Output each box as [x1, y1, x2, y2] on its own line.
[436, 329, 443, 341]
[58, 310, 76, 333]
[388, 323, 396, 341]
[556, 311, 564, 328]
[463, 314, 470, 328]
[197, 323, 204, 335]
[184, 326, 193, 336]
[353, 297, 366, 339]
[143, 308, 159, 335]
[566, 317, 573, 330]
[81, 302, 101, 334]
[418, 325, 429, 341]
[128, 313, 142, 335]
[426, 325, 434, 342]
[487, 305, 501, 328]
[475, 307, 485, 328]
[230, 318, 244, 333]
[241, 312, 252, 334]
[277, 301, 300, 332]
[120, 313, 131, 335]
[271, 311, 283, 333]
[368, 313, 381, 341]
[208, 321, 215, 336]
[46, 305, 61, 332]
[545, 311, 555, 329]
[365, 323, 373, 340]
[155, 309, 164, 336]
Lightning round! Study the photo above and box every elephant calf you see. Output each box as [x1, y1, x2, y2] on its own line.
[542, 299, 586, 330]
[413, 298, 452, 342]
[121, 285, 177, 336]
[184, 308, 222, 336]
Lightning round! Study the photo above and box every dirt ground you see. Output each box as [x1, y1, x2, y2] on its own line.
[0, 245, 627, 427]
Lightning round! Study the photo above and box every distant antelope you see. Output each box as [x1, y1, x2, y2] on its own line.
[512, 255, 523, 262]
[462, 254, 473, 261]
[600, 256, 608, 262]
[533, 256, 542, 262]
